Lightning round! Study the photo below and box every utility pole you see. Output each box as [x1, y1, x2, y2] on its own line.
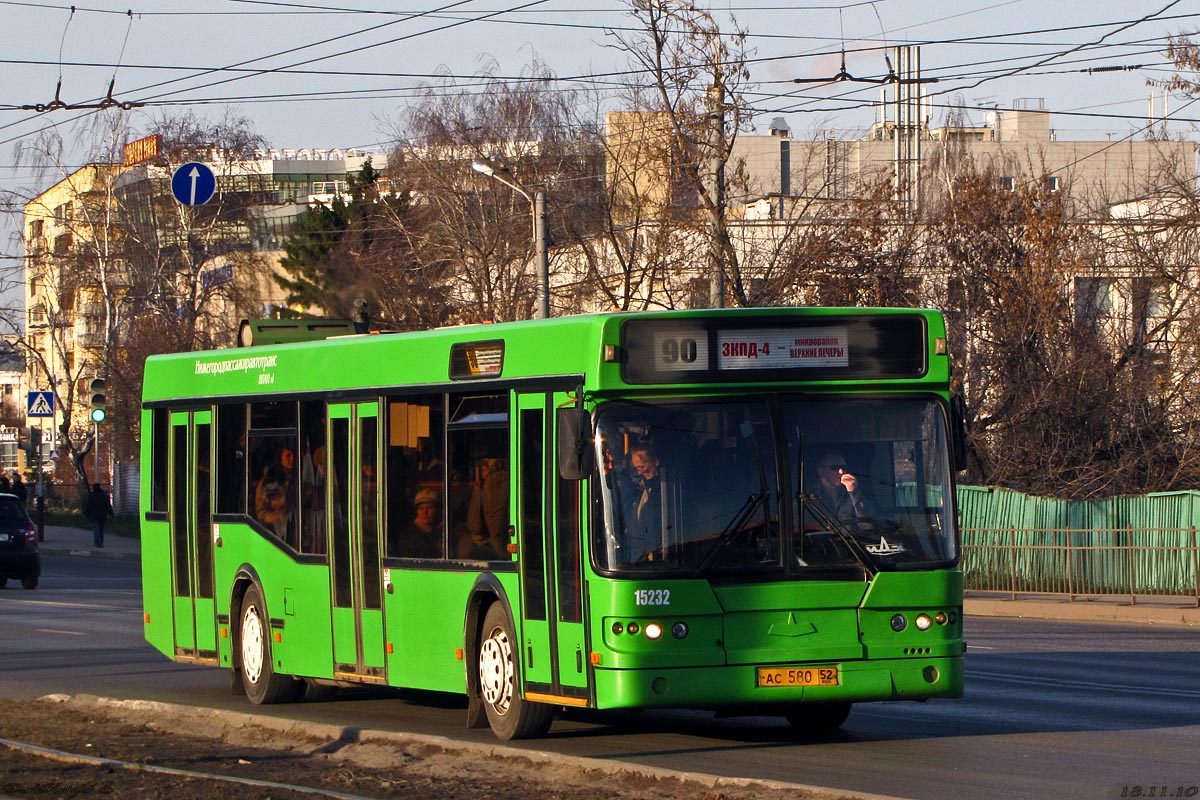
[892, 46, 934, 215]
[708, 76, 727, 308]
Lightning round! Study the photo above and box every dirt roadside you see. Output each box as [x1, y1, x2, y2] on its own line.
[0, 695, 872, 800]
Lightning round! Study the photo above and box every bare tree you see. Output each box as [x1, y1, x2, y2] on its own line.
[606, 0, 752, 307]
[9, 111, 132, 494]
[387, 60, 602, 323]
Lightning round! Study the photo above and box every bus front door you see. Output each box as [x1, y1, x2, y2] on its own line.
[169, 410, 218, 663]
[515, 392, 589, 708]
[328, 402, 387, 682]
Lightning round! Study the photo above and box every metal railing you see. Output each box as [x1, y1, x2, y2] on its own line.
[961, 526, 1200, 606]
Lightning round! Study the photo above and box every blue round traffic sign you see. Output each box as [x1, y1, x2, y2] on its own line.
[171, 161, 217, 206]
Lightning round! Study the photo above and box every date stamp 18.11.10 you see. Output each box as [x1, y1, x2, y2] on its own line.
[1120, 786, 1198, 798]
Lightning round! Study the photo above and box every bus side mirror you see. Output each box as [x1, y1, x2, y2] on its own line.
[557, 405, 595, 481]
[950, 392, 968, 471]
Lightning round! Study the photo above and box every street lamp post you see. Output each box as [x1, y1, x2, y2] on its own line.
[471, 155, 550, 320]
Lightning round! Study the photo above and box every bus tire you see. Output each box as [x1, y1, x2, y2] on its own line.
[238, 584, 299, 704]
[478, 603, 553, 740]
[785, 701, 852, 733]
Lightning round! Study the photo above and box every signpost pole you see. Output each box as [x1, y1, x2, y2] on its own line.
[26, 392, 53, 543]
[36, 420, 44, 542]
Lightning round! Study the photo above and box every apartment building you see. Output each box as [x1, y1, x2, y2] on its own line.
[731, 100, 1196, 220]
[21, 138, 386, 480]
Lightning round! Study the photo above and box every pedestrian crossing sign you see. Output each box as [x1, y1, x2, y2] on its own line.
[27, 391, 54, 418]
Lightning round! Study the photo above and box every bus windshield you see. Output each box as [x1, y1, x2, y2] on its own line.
[592, 397, 957, 576]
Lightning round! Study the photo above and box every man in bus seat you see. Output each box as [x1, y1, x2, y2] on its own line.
[255, 445, 295, 542]
[622, 442, 664, 562]
[300, 445, 327, 554]
[811, 451, 873, 525]
[399, 488, 443, 558]
[466, 457, 509, 560]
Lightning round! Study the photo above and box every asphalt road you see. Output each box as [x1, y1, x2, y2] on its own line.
[2, 546, 1198, 800]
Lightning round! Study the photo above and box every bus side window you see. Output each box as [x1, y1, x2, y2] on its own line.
[151, 408, 169, 513]
[446, 394, 510, 561]
[385, 395, 446, 559]
[299, 401, 328, 555]
[215, 404, 247, 515]
[247, 401, 299, 549]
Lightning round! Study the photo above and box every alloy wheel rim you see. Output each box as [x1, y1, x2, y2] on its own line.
[241, 604, 265, 684]
[479, 626, 513, 714]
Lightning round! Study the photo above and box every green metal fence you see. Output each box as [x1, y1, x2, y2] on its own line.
[958, 486, 1200, 605]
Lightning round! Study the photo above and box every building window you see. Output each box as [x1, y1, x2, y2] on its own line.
[312, 180, 347, 196]
[1074, 277, 1114, 327]
[1046, 176, 1060, 192]
[999, 176, 1015, 191]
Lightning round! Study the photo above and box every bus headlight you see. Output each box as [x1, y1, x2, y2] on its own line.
[915, 614, 933, 631]
[644, 623, 663, 640]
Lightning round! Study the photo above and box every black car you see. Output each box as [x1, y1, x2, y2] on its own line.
[0, 493, 39, 589]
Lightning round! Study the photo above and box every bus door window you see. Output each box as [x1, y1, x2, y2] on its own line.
[520, 405, 546, 620]
[330, 417, 352, 607]
[359, 415, 381, 607]
[384, 395, 446, 560]
[446, 394, 510, 561]
[555, 442, 582, 624]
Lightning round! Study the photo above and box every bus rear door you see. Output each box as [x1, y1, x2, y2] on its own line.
[169, 409, 217, 663]
[328, 401, 387, 682]
[515, 391, 589, 708]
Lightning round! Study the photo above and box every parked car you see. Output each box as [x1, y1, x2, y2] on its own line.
[0, 493, 39, 589]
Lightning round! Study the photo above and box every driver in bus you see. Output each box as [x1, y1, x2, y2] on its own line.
[813, 451, 873, 523]
[621, 442, 664, 562]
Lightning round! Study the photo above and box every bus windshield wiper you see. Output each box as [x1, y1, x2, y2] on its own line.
[693, 490, 767, 578]
[798, 493, 880, 576]
[694, 420, 772, 578]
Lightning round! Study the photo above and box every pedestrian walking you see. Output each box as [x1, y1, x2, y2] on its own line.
[10, 472, 26, 503]
[86, 483, 113, 548]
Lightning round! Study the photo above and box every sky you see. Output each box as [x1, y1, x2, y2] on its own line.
[1, 0, 1198, 310]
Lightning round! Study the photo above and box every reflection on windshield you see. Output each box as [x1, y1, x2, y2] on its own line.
[594, 402, 779, 573]
[592, 397, 957, 576]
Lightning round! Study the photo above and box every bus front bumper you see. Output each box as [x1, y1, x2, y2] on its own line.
[591, 655, 964, 710]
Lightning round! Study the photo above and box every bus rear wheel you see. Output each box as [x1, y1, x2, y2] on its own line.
[239, 584, 300, 704]
[478, 604, 553, 740]
[785, 701, 852, 734]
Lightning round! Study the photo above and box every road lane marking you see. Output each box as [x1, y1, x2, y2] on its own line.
[37, 629, 86, 636]
[967, 669, 1200, 699]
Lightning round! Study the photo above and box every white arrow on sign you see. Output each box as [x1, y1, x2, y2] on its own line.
[188, 165, 201, 206]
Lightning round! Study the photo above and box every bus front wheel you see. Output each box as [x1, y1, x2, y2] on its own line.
[478, 604, 553, 740]
[239, 584, 300, 704]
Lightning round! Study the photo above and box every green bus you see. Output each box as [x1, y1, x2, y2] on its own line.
[141, 307, 965, 740]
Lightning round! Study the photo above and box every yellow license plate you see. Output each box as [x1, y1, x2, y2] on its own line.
[756, 666, 840, 688]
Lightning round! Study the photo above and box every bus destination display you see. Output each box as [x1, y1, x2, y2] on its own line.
[623, 315, 926, 383]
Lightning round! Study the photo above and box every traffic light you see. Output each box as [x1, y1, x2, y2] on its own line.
[89, 378, 107, 424]
[18, 426, 41, 457]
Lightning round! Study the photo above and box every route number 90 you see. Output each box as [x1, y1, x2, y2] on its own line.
[661, 337, 698, 364]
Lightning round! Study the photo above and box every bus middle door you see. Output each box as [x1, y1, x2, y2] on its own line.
[169, 409, 218, 663]
[515, 392, 589, 708]
[329, 401, 387, 682]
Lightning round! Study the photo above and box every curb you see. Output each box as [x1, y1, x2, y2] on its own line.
[58, 693, 909, 800]
[965, 597, 1200, 627]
